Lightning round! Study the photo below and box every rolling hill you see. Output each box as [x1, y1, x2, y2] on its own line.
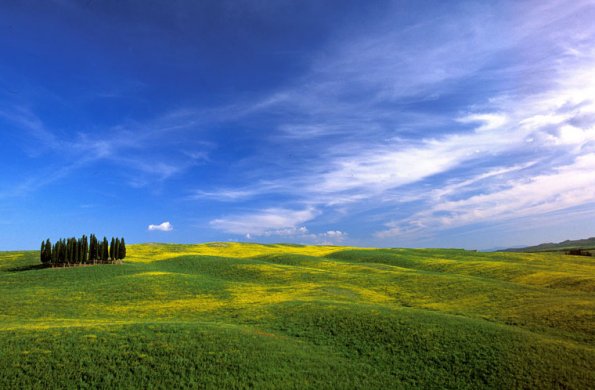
[503, 236, 595, 253]
[0, 243, 593, 388]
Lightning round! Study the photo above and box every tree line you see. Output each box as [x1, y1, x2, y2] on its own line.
[565, 248, 592, 257]
[40, 234, 126, 266]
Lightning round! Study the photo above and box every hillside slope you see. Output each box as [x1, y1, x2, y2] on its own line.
[0, 243, 593, 389]
[503, 236, 595, 252]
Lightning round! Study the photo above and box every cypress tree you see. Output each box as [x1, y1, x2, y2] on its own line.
[89, 234, 96, 262]
[52, 242, 58, 264]
[82, 235, 88, 264]
[53, 241, 58, 264]
[91, 234, 99, 262]
[74, 239, 80, 264]
[109, 237, 115, 261]
[89, 235, 92, 262]
[66, 239, 71, 263]
[60, 239, 66, 263]
[40, 234, 125, 265]
[95, 236, 101, 261]
[45, 239, 52, 265]
[114, 237, 120, 260]
[40, 241, 46, 264]
[40, 240, 52, 264]
[57, 240, 61, 263]
[119, 238, 126, 260]
[102, 237, 109, 261]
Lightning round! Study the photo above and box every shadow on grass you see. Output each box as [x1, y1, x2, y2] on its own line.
[4, 264, 48, 273]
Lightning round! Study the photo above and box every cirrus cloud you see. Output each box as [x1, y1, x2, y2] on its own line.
[210, 208, 317, 236]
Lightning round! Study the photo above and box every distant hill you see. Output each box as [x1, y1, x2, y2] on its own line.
[502, 237, 595, 253]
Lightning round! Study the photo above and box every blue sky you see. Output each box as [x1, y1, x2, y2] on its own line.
[2, 0, 595, 250]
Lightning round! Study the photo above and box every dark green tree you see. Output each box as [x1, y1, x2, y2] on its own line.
[119, 238, 126, 260]
[81, 235, 88, 264]
[70, 238, 76, 263]
[89, 234, 96, 262]
[114, 238, 120, 261]
[66, 238, 71, 263]
[74, 239, 80, 264]
[91, 234, 100, 263]
[109, 237, 115, 260]
[41, 234, 126, 265]
[78, 238, 82, 263]
[102, 237, 109, 261]
[95, 236, 101, 261]
[53, 241, 59, 264]
[63, 239, 67, 263]
[40, 239, 52, 264]
[46, 239, 52, 265]
[60, 239, 66, 263]
[51, 242, 58, 264]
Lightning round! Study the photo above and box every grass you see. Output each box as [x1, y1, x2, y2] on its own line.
[0, 243, 594, 388]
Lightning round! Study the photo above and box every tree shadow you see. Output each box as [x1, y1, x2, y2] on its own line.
[4, 264, 48, 273]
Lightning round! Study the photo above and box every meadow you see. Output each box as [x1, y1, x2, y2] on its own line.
[0, 243, 593, 389]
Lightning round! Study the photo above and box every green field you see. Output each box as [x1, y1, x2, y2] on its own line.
[1, 243, 593, 389]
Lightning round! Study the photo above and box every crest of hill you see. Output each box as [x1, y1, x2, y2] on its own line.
[502, 236, 595, 252]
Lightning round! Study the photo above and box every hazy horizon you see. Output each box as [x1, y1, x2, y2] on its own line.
[1, 1, 595, 251]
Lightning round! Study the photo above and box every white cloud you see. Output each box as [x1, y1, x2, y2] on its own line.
[148, 221, 173, 232]
[375, 225, 401, 239]
[192, 189, 259, 201]
[239, 224, 348, 244]
[187, 2, 595, 243]
[457, 113, 509, 132]
[262, 226, 310, 237]
[189, 182, 282, 202]
[550, 124, 595, 146]
[377, 153, 595, 237]
[210, 208, 317, 236]
[323, 230, 345, 238]
[318, 230, 348, 244]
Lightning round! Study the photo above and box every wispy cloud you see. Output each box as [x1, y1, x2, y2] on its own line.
[203, 0, 595, 244]
[4, 0, 595, 248]
[377, 153, 595, 238]
[239, 225, 347, 244]
[0, 105, 213, 197]
[210, 207, 317, 236]
[188, 182, 282, 202]
[0, 105, 59, 153]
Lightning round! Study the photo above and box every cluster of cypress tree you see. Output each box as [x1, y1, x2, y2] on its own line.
[40, 234, 126, 266]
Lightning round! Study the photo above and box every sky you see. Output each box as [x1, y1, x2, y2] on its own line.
[1, 0, 595, 251]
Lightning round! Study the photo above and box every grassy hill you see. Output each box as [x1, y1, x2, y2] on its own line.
[502, 236, 595, 253]
[0, 243, 593, 389]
